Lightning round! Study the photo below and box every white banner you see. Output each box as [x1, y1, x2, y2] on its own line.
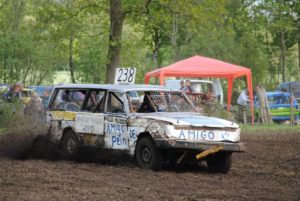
[114, 67, 136, 84]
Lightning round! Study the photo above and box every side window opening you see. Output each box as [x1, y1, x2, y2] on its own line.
[83, 89, 106, 113]
[128, 91, 195, 113]
[48, 89, 60, 110]
[127, 91, 141, 113]
[50, 89, 87, 111]
[106, 92, 124, 113]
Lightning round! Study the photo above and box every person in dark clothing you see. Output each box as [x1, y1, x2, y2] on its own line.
[137, 93, 155, 113]
[2, 82, 23, 102]
[183, 80, 194, 93]
[180, 80, 185, 90]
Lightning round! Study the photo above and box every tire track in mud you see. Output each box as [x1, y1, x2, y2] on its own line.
[0, 131, 299, 201]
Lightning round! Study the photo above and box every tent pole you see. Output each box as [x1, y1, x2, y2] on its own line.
[159, 73, 165, 85]
[247, 72, 254, 125]
[227, 78, 233, 112]
[144, 76, 150, 84]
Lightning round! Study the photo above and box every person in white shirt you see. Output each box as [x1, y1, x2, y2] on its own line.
[237, 89, 250, 123]
[237, 89, 249, 106]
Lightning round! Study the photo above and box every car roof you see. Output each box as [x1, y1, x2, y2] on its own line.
[53, 84, 178, 92]
[29, 86, 53, 88]
[278, 82, 300, 86]
[22, 88, 34, 92]
[0, 84, 9, 87]
[165, 79, 212, 83]
[266, 91, 290, 96]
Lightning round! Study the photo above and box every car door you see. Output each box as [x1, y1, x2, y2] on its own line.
[47, 88, 88, 143]
[74, 89, 107, 147]
[103, 91, 129, 150]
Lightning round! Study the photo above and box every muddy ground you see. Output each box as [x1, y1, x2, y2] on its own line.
[0, 131, 299, 201]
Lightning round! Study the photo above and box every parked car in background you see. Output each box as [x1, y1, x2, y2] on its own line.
[46, 84, 244, 173]
[277, 82, 300, 103]
[254, 91, 299, 122]
[21, 88, 42, 104]
[29, 86, 53, 107]
[164, 79, 223, 104]
[0, 85, 42, 108]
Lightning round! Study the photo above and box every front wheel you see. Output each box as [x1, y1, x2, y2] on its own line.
[61, 130, 79, 160]
[206, 152, 232, 173]
[136, 137, 163, 171]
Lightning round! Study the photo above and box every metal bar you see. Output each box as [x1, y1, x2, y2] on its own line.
[196, 144, 224, 160]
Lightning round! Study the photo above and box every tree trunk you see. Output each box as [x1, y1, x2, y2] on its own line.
[22, 62, 31, 85]
[171, 13, 178, 61]
[69, 33, 76, 83]
[280, 31, 287, 82]
[298, 32, 300, 74]
[152, 27, 161, 68]
[106, 0, 124, 84]
[3, 55, 7, 83]
[265, 28, 276, 82]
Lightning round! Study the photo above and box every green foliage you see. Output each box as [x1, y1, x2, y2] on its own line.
[0, 0, 299, 91]
[0, 101, 24, 134]
[203, 102, 235, 122]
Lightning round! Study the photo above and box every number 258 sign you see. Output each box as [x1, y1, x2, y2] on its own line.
[114, 67, 136, 84]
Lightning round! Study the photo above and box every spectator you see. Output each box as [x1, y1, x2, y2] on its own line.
[183, 80, 194, 93]
[137, 93, 155, 113]
[2, 82, 23, 102]
[179, 80, 185, 90]
[62, 90, 71, 102]
[207, 85, 215, 102]
[237, 89, 250, 106]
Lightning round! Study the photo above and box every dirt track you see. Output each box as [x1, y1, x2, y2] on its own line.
[0, 131, 299, 201]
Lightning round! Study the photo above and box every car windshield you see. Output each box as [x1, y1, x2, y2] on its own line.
[292, 84, 300, 98]
[127, 90, 196, 113]
[268, 95, 289, 104]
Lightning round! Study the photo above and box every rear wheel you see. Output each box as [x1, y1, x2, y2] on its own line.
[61, 130, 79, 160]
[206, 152, 232, 174]
[136, 137, 163, 170]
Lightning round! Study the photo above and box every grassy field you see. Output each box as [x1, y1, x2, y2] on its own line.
[241, 124, 299, 134]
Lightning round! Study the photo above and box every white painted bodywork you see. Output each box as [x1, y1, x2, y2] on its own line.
[47, 84, 240, 156]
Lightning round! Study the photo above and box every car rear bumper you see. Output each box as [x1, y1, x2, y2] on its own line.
[155, 139, 245, 152]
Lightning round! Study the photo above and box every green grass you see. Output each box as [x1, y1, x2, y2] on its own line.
[241, 124, 299, 133]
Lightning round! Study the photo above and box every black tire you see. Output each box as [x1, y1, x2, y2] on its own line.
[61, 130, 79, 160]
[135, 137, 163, 171]
[206, 152, 232, 174]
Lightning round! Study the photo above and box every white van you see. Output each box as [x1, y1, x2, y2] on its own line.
[164, 79, 224, 104]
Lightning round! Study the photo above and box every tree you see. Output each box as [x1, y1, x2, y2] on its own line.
[106, 0, 124, 84]
[261, 0, 297, 82]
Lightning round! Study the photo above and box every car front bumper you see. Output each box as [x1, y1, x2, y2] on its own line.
[155, 139, 245, 152]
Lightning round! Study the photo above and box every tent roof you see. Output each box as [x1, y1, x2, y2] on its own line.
[145, 55, 251, 79]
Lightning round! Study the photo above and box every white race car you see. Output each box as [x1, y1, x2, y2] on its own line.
[46, 84, 244, 173]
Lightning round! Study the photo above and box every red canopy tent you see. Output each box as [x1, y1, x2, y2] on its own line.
[144, 55, 254, 123]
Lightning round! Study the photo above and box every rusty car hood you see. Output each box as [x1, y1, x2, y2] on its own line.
[137, 113, 238, 129]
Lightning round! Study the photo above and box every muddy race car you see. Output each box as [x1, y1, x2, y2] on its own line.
[46, 84, 244, 173]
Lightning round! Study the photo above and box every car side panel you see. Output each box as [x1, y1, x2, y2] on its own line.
[47, 111, 76, 143]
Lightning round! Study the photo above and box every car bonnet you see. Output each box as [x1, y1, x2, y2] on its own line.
[139, 113, 238, 129]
